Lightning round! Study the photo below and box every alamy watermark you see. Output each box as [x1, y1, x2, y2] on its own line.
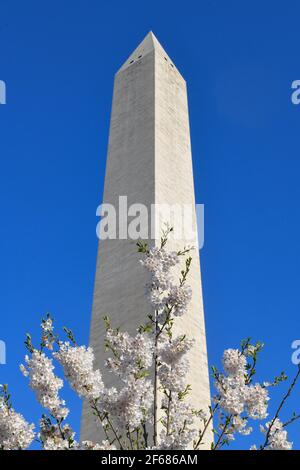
[291, 340, 300, 365]
[0, 80, 6, 104]
[96, 197, 205, 249]
[0, 340, 6, 365]
[291, 80, 300, 105]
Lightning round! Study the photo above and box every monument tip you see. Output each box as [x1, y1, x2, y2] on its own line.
[117, 31, 165, 74]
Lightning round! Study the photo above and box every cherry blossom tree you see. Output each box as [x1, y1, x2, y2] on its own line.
[0, 228, 299, 450]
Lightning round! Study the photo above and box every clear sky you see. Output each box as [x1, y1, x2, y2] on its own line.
[1, 0, 300, 450]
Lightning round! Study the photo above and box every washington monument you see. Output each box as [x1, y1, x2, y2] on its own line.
[81, 32, 211, 446]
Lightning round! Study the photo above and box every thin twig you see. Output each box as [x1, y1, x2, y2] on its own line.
[194, 403, 219, 450]
[213, 415, 233, 450]
[261, 365, 300, 450]
[153, 309, 159, 446]
[283, 414, 300, 428]
[142, 422, 148, 448]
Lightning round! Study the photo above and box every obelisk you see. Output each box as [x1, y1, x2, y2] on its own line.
[81, 32, 211, 447]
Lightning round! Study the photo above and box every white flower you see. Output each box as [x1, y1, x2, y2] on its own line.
[41, 318, 53, 333]
[232, 415, 252, 435]
[260, 418, 292, 450]
[159, 336, 194, 365]
[244, 384, 269, 420]
[54, 343, 104, 400]
[159, 362, 186, 392]
[81, 440, 116, 450]
[20, 350, 69, 420]
[105, 330, 154, 380]
[215, 374, 246, 415]
[158, 396, 197, 450]
[244, 345, 256, 357]
[101, 378, 153, 432]
[39, 419, 76, 450]
[167, 285, 192, 317]
[141, 248, 179, 275]
[263, 381, 272, 387]
[141, 248, 182, 302]
[0, 397, 35, 450]
[158, 335, 193, 393]
[222, 349, 246, 377]
[215, 356, 269, 420]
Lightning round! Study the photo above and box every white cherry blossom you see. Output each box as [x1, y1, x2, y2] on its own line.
[0, 395, 34, 450]
[54, 343, 104, 400]
[20, 350, 69, 420]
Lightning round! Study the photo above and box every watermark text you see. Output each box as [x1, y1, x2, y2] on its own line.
[96, 197, 204, 249]
[0, 340, 6, 365]
[291, 80, 300, 105]
[0, 80, 6, 104]
[291, 340, 300, 365]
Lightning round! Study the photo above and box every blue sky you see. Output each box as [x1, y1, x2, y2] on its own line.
[1, 0, 300, 450]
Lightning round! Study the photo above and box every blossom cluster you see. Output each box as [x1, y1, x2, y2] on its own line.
[0, 387, 34, 450]
[215, 348, 269, 421]
[156, 335, 197, 449]
[141, 246, 191, 318]
[259, 419, 293, 450]
[101, 378, 153, 433]
[39, 417, 76, 450]
[105, 329, 154, 380]
[159, 397, 197, 450]
[20, 350, 69, 420]
[141, 247, 179, 291]
[0, 239, 298, 451]
[102, 328, 154, 433]
[140, 242, 198, 449]
[158, 336, 194, 393]
[41, 317, 55, 350]
[212, 347, 272, 445]
[80, 439, 116, 450]
[54, 343, 104, 400]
